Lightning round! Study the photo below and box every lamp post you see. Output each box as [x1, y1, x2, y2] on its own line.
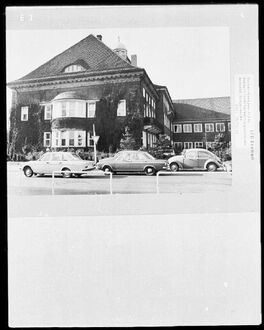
[92, 124, 100, 163]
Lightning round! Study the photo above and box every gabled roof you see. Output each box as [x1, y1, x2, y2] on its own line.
[14, 34, 135, 82]
[173, 102, 230, 122]
[173, 97, 231, 115]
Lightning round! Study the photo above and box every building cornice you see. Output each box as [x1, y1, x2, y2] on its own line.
[7, 67, 144, 90]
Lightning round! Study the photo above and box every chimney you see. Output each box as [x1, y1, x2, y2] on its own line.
[96, 35, 102, 41]
[131, 54, 137, 67]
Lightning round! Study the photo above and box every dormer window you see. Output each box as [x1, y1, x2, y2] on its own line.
[64, 64, 85, 73]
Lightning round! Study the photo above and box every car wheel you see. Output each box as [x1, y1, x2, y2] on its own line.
[23, 166, 33, 177]
[61, 168, 72, 178]
[103, 165, 113, 174]
[170, 162, 179, 172]
[207, 163, 217, 172]
[144, 167, 156, 176]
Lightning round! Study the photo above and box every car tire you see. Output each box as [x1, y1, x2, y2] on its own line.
[206, 162, 217, 172]
[170, 162, 179, 172]
[61, 168, 72, 178]
[103, 165, 113, 174]
[144, 166, 156, 176]
[23, 166, 34, 177]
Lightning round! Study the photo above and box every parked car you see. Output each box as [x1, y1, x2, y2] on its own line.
[96, 150, 168, 175]
[20, 152, 95, 178]
[168, 148, 223, 172]
[223, 160, 232, 172]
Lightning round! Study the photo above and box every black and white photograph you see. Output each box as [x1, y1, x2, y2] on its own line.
[6, 5, 260, 327]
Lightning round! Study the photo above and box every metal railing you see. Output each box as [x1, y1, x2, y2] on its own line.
[51, 170, 113, 195]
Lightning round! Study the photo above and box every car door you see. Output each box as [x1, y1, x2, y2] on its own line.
[112, 152, 133, 172]
[129, 152, 146, 171]
[182, 150, 199, 169]
[47, 153, 63, 174]
[198, 150, 212, 169]
[33, 152, 52, 173]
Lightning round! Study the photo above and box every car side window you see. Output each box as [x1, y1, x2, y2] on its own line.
[40, 153, 51, 161]
[51, 153, 62, 161]
[186, 150, 197, 159]
[198, 151, 211, 159]
[62, 153, 72, 161]
[123, 153, 132, 162]
[136, 153, 148, 161]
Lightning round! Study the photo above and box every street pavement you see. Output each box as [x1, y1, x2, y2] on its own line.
[7, 162, 231, 196]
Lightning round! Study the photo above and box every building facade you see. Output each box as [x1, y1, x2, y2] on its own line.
[7, 34, 174, 158]
[172, 97, 231, 152]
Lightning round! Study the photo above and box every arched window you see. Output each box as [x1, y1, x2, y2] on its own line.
[64, 64, 85, 73]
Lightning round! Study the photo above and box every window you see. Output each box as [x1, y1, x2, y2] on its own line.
[61, 131, 67, 146]
[64, 64, 85, 73]
[206, 142, 215, 149]
[55, 131, 60, 147]
[205, 123, 214, 132]
[228, 122, 231, 131]
[87, 132, 94, 147]
[117, 100, 126, 116]
[44, 104, 52, 120]
[51, 153, 62, 161]
[185, 150, 197, 159]
[183, 124, 192, 133]
[61, 102, 67, 117]
[143, 87, 146, 98]
[198, 151, 211, 159]
[69, 131, 75, 146]
[52, 100, 86, 118]
[39, 153, 52, 161]
[43, 132, 51, 147]
[184, 142, 193, 149]
[216, 122, 225, 132]
[21, 106, 28, 121]
[77, 131, 85, 147]
[87, 101, 96, 118]
[174, 142, 183, 149]
[194, 142, 204, 148]
[174, 124, 182, 133]
[194, 123, 203, 132]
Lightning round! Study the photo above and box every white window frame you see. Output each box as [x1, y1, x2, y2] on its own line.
[206, 142, 215, 149]
[43, 132, 51, 147]
[142, 87, 146, 98]
[64, 64, 85, 73]
[117, 100, 126, 116]
[44, 104, 52, 120]
[87, 131, 94, 147]
[174, 142, 183, 149]
[194, 141, 204, 148]
[216, 122, 225, 132]
[184, 142, 193, 149]
[194, 123, 203, 133]
[183, 124, 192, 133]
[205, 123, 214, 132]
[21, 106, 28, 121]
[87, 101, 96, 118]
[174, 124, 182, 133]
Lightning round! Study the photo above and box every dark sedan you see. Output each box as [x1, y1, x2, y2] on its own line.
[96, 150, 168, 175]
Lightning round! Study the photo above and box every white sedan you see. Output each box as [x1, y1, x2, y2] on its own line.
[20, 152, 95, 178]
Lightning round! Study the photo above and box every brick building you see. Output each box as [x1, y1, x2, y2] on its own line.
[172, 97, 231, 152]
[7, 34, 174, 158]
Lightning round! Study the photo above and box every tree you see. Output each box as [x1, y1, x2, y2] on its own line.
[211, 132, 231, 160]
[119, 126, 137, 150]
[148, 134, 174, 158]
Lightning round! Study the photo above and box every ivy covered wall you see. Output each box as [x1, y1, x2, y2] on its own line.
[8, 79, 144, 158]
